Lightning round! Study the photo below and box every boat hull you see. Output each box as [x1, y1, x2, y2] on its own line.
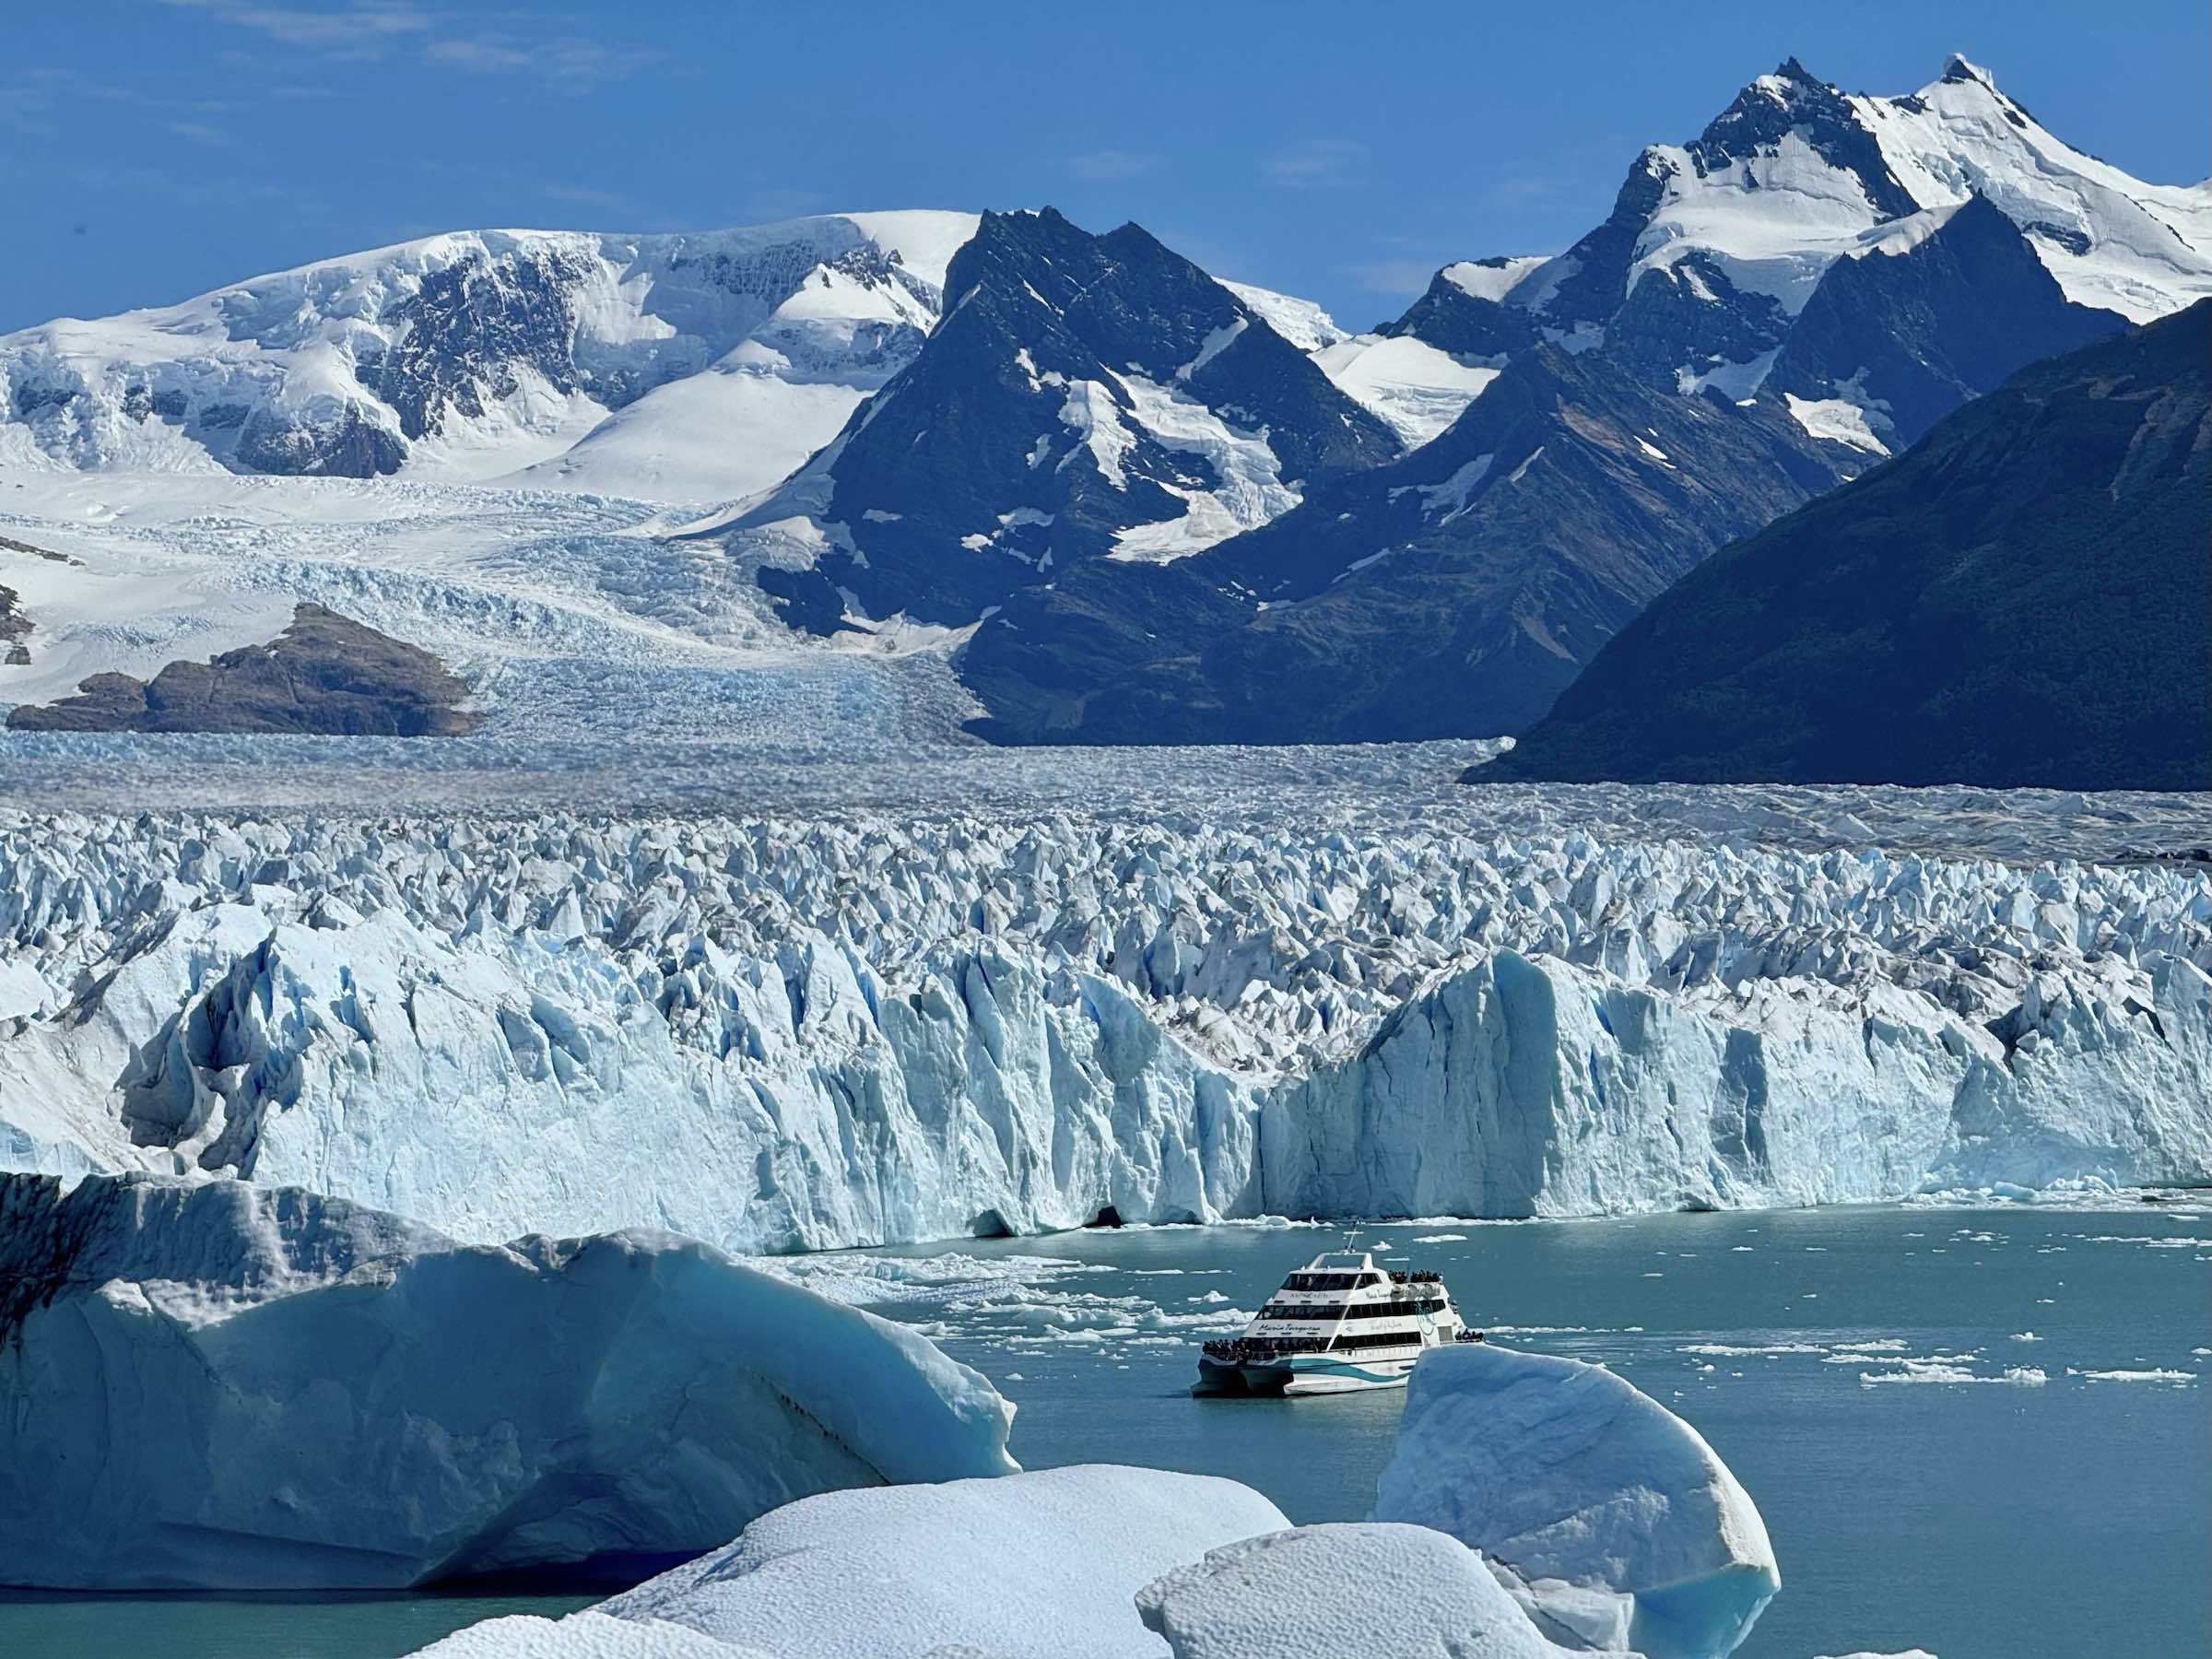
[1194, 1350, 1419, 1397]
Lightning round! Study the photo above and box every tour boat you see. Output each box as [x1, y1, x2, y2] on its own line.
[1194, 1244, 1476, 1397]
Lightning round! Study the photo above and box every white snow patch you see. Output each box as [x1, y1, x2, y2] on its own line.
[1785, 393, 1891, 454]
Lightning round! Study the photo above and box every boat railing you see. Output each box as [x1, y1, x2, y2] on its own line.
[1202, 1335, 1330, 1361]
[1388, 1269, 1443, 1284]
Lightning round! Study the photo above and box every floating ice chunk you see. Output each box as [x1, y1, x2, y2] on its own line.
[1858, 1361, 2046, 1386]
[2076, 1368, 2195, 1382]
[1374, 1343, 1778, 1659]
[411, 1465, 1289, 1659]
[1136, 1523, 1576, 1658]
[0, 1172, 1015, 1590]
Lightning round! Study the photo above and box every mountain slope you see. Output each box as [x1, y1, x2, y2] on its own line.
[698, 208, 1401, 632]
[1764, 193, 2124, 449]
[1489, 301, 2212, 790]
[960, 340, 1852, 742]
[0, 213, 979, 501]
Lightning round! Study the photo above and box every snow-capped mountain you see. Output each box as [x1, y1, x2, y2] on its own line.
[959, 329, 1855, 743]
[951, 54, 2209, 747]
[0, 53, 2201, 759]
[1492, 55, 2210, 405]
[698, 208, 1401, 635]
[0, 212, 979, 502]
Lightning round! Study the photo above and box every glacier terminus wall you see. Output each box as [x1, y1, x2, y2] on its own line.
[1, 807, 2206, 1252]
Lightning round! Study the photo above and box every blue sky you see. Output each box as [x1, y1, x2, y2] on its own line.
[3, 0, 2205, 333]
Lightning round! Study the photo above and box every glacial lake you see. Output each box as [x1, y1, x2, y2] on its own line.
[6, 1200, 2204, 1658]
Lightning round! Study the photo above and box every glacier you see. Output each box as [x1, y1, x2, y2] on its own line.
[0, 1171, 1015, 1590]
[1375, 1344, 1779, 1657]
[0, 804, 2204, 1253]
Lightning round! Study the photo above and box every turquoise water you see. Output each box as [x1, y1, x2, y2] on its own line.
[865, 1201, 2208, 1659]
[0, 1588, 596, 1658]
[4, 1200, 2203, 1657]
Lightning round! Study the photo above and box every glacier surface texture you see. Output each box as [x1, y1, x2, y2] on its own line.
[1, 808, 2204, 1252]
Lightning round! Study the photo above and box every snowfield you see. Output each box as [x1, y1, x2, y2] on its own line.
[0, 1171, 1015, 1589]
[0, 213, 979, 503]
[3, 798, 2204, 1252]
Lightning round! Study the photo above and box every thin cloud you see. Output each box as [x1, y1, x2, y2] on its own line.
[1266, 138, 1367, 189]
[156, 0, 435, 50]
[167, 120, 229, 145]
[1065, 149, 1155, 182]
[426, 36, 663, 83]
[1343, 258, 1440, 297]
[163, 0, 660, 84]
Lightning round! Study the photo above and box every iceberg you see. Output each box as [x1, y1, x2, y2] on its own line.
[412, 1337, 1794, 1655]
[1136, 1523, 1575, 1658]
[409, 1465, 1292, 1659]
[0, 1171, 1015, 1590]
[1374, 1344, 1779, 1658]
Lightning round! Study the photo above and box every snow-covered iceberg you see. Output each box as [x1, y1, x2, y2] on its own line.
[1137, 1523, 1576, 1658]
[1374, 1344, 1779, 1658]
[410, 1465, 1291, 1659]
[0, 1171, 1015, 1590]
[2, 811, 2206, 1250]
[411, 1339, 1791, 1655]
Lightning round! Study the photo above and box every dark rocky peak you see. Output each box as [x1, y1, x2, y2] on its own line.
[366, 243, 596, 441]
[1508, 147, 1677, 331]
[1382, 265, 1540, 359]
[1606, 252, 1794, 386]
[1767, 192, 2125, 446]
[1685, 59, 1919, 221]
[947, 210, 1283, 391]
[1494, 301, 2212, 789]
[736, 207, 1395, 632]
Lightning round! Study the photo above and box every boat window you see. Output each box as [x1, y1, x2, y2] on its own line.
[1260, 1298, 1453, 1322]
[1282, 1272, 1363, 1291]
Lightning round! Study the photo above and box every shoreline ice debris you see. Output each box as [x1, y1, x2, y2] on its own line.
[2, 811, 2206, 1250]
[407, 1465, 1293, 1659]
[0, 1171, 1015, 1591]
[1375, 1343, 1780, 1659]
